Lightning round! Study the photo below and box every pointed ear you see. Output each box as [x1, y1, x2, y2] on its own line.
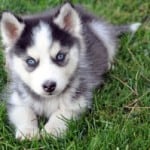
[53, 3, 81, 35]
[0, 12, 25, 47]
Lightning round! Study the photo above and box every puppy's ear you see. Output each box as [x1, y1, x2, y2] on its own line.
[0, 12, 25, 47]
[53, 3, 81, 35]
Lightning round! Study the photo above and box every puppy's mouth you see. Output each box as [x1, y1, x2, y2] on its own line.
[42, 90, 62, 98]
[43, 92, 56, 97]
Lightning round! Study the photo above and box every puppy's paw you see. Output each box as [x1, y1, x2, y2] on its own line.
[16, 126, 39, 140]
[41, 121, 67, 138]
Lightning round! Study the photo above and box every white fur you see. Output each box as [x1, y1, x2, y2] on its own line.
[9, 86, 88, 139]
[9, 92, 39, 140]
[32, 22, 52, 51]
[42, 95, 87, 137]
[130, 23, 141, 33]
[89, 21, 116, 63]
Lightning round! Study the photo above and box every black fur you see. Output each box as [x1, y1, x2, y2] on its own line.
[13, 14, 78, 58]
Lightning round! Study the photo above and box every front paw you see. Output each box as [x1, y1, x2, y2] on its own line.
[16, 126, 39, 140]
[41, 121, 67, 137]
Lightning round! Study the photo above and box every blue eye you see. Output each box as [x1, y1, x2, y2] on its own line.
[26, 58, 37, 67]
[56, 53, 66, 62]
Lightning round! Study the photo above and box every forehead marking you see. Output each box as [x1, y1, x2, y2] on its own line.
[32, 22, 52, 52]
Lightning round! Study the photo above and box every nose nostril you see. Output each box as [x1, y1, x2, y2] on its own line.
[43, 81, 56, 93]
[49, 83, 56, 91]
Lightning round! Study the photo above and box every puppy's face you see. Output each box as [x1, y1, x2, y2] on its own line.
[0, 3, 83, 97]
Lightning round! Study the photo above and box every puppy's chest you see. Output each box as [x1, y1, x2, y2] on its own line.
[30, 97, 60, 118]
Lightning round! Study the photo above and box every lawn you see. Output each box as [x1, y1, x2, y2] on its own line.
[0, 0, 149, 149]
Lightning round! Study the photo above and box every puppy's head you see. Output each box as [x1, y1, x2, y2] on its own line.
[0, 3, 83, 97]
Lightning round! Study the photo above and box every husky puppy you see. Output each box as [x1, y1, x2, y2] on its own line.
[0, 3, 140, 140]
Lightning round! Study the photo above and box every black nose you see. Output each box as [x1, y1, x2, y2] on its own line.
[42, 81, 56, 93]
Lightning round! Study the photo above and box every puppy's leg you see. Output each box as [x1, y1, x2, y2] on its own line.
[42, 109, 73, 137]
[42, 96, 88, 137]
[8, 105, 39, 140]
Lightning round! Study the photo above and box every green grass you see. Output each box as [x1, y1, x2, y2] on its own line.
[0, 0, 149, 149]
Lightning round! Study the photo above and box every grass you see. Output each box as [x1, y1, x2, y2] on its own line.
[0, 0, 149, 149]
